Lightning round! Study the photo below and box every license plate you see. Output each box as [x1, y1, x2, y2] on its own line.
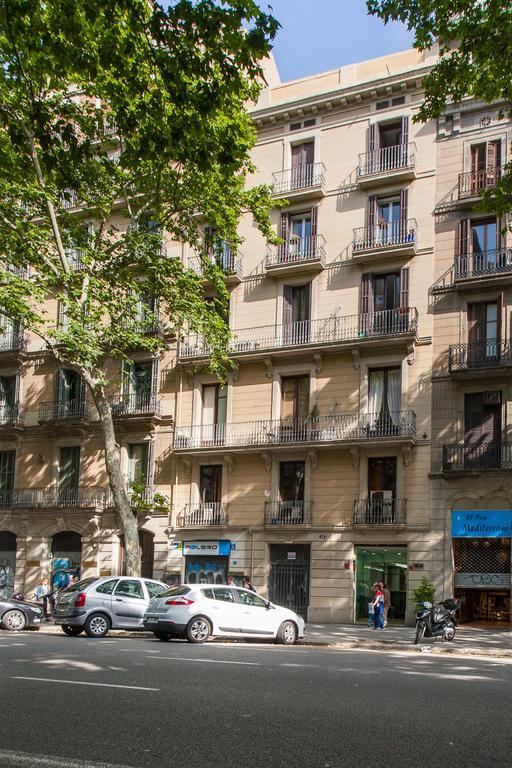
[146, 617, 158, 624]
[33, 618, 41, 623]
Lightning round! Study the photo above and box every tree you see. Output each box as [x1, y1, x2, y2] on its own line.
[413, 576, 436, 606]
[367, 0, 512, 215]
[0, 0, 278, 575]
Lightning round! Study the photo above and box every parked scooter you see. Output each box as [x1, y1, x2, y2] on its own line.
[414, 598, 461, 644]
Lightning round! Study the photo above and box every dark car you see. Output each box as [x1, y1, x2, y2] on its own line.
[0, 596, 44, 631]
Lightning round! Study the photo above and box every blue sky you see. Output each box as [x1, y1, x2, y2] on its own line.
[266, 0, 414, 82]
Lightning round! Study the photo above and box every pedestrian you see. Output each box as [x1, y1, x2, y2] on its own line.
[35, 577, 51, 618]
[227, 575, 236, 587]
[371, 582, 384, 629]
[367, 591, 375, 627]
[68, 574, 79, 588]
[242, 575, 255, 592]
[382, 583, 391, 627]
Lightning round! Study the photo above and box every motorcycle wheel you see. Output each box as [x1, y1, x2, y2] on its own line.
[444, 622, 456, 641]
[414, 622, 426, 645]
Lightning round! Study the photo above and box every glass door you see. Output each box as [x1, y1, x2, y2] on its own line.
[355, 546, 407, 622]
[290, 214, 312, 260]
[201, 385, 227, 445]
[377, 200, 401, 245]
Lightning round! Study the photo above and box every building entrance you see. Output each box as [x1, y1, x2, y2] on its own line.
[453, 534, 511, 623]
[355, 546, 407, 622]
[268, 544, 310, 619]
[457, 589, 510, 624]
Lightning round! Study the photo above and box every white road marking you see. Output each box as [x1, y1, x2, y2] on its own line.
[0, 748, 135, 767]
[11, 676, 159, 691]
[0, 643, 25, 647]
[147, 656, 259, 666]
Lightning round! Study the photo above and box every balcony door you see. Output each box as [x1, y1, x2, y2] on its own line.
[127, 443, 150, 486]
[201, 384, 227, 445]
[470, 141, 501, 192]
[0, 451, 15, 506]
[123, 361, 154, 408]
[58, 446, 80, 500]
[283, 284, 311, 344]
[276, 461, 306, 523]
[368, 368, 401, 431]
[464, 392, 501, 469]
[199, 465, 222, 503]
[55, 369, 84, 417]
[468, 301, 499, 363]
[291, 141, 314, 189]
[289, 213, 312, 260]
[281, 376, 309, 421]
[368, 457, 396, 522]
[0, 376, 15, 422]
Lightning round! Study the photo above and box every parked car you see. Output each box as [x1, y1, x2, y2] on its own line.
[53, 576, 169, 638]
[0, 596, 44, 631]
[143, 584, 305, 644]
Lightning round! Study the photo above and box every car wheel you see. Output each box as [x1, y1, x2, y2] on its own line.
[186, 616, 211, 644]
[276, 620, 298, 645]
[154, 631, 171, 642]
[2, 609, 27, 631]
[61, 625, 83, 637]
[84, 613, 111, 638]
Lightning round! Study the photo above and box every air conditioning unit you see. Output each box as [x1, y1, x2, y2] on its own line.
[483, 390, 501, 405]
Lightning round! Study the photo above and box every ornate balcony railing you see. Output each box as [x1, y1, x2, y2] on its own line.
[272, 162, 326, 195]
[188, 251, 243, 280]
[0, 329, 27, 353]
[132, 313, 165, 336]
[60, 189, 79, 209]
[105, 485, 164, 509]
[454, 248, 512, 280]
[0, 403, 22, 426]
[358, 143, 416, 177]
[353, 219, 417, 252]
[264, 500, 312, 526]
[174, 411, 416, 450]
[443, 443, 512, 472]
[38, 399, 88, 422]
[458, 167, 503, 199]
[353, 498, 407, 525]
[110, 393, 160, 417]
[176, 502, 228, 527]
[0, 487, 107, 509]
[449, 340, 512, 372]
[179, 307, 418, 359]
[266, 234, 326, 268]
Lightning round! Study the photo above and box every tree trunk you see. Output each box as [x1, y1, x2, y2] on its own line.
[92, 385, 141, 577]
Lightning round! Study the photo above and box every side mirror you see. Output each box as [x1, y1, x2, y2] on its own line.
[265, 600, 273, 610]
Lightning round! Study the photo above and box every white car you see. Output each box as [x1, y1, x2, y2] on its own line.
[143, 584, 305, 645]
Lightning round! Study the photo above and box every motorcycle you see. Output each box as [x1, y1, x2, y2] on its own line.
[414, 598, 461, 644]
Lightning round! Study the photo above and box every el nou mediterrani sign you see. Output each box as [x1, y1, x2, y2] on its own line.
[452, 511, 512, 538]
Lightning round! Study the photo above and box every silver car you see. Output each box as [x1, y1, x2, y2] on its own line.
[53, 576, 169, 638]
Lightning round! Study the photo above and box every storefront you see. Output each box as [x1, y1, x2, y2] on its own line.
[355, 546, 408, 622]
[182, 540, 231, 585]
[452, 511, 512, 624]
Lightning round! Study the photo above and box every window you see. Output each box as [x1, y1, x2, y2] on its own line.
[464, 392, 501, 469]
[58, 446, 80, 493]
[55, 370, 84, 417]
[62, 577, 97, 593]
[279, 208, 318, 262]
[468, 301, 499, 359]
[238, 591, 267, 608]
[281, 376, 310, 421]
[290, 142, 315, 189]
[204, 227, 233, 272]
[128, 443, 150, 485]
[95, 579, 119, 595]
[159, 585, 191, 598]
[124, 361, 152, 399]
[212, 587, 235, 603]
[0, 376, 16, 421]
[57, 301, 70, 331]
[114, 579, 144, 599]
[283, 284, 311, 327]
[201, 588, 214, 600]
[368, 457, 397, 497]
[144, 580, 166, 598]
[0, 451, 15, 503]
[279, 461, 305, 502]
[200, 465, 222, 503]
[368, 368, 401, 421]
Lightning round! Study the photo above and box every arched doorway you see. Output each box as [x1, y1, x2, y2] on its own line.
[0, 531, 16, 598]
[51, 531, 82, 589]
[118, 530, 155, 578]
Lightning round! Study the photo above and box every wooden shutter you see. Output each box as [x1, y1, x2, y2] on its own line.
[400, 188, 408, 222]
[151, 358, 159, 401]
[54, 369, 63, 402]
[360, 273, 373, 315]
[400, 266, 410, 309]
[486, 141, 501, 185]
[146, 439, 155, 485]
[496, 217, 503, 250]
[204, 226, 216, 258]
[468, 302, 485, 343]
[368, 123, 378, 153]
[291, 144, 302, 169]
[283, 286, 293, 325]
[303, 142, 315, 165]
[400, 116, 409, 146]
[280, 211, 290, 258]
[310, 206, 318, 239]
[14, 373, 20, 409]
[121, 361, 130, 397]
[459, 219, 470, 255]
[367, 196, 378, 227]
[78, 375, 86, 405]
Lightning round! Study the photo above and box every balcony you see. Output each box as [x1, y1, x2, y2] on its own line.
[454, 248, 512, 288]
[265, 234, 326, 276]
[0, 403, 23, 428]
[443, 443, 512, 473]
[271, 162, 326, 202]
[352, 219, 417, 262]
[264, 500, 312, 527]
[357, 143, 416, 187]
[174, 411, 416, 453]
[179, 307, 418, 362]
[175, 502, 228, 528]
[449, 340, 512, 376]
[38, 399, 89, 424]
[0, 487, 107, 509]
[105, 485, 166, 511]
[110, 393, 161, 420]
[188, 251, 243, 285]
[353, 498, 407, 526]
[458, 167, 503, 202]
[0, 329, 27, 356]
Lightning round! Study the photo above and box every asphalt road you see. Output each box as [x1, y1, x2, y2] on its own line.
[1, 631, 511, 768]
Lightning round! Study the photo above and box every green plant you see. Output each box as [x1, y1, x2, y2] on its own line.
[413, 576, 436, 605]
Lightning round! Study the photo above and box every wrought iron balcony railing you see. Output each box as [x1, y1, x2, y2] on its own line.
[0, 487, 107, 509]
[38, 399, 88, 422]
[272, 162, 326, 195]
[443, 443, 512, 472]
[179, 308, 418, 359]
[174, 411, 416, 450]
[0, 329, 27, 353]
[353, 498, 407, 525]
[176, 502, 228, 527]
[358, 143, 416, 177]
[0, 403, 22, 426]
[353, 219, 417, 252]
[458, 167, 503, 199]
[449, 340, 512, 372]
[110, 393, 161, 417]
[264, 500, 312, 526]
[454, 248, 512, 280]
[188, 251, 243, 280]
[105, 485, 164, 509]
[266, 234, 326, 268]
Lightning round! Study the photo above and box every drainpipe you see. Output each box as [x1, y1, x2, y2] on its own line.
[248, 527, 255, 583]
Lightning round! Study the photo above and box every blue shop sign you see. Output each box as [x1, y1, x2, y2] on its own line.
[452, 510, 512, 538]
[182, 540, 231, 556]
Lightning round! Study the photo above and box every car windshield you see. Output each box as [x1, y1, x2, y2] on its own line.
[158, 586, 191, 598]
[60, 577, 97, 593]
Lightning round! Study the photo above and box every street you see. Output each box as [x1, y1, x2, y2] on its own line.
[0, 632, 511, 767]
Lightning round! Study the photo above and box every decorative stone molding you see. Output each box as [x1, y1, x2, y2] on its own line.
[407, 343, 415, 366]
[223, 454, 234, 474]
[402, 446, 412, 467]
[263, 357, 274, 380]
[307, 450, 318, 471]
[261, 452, 272, 473]
[313, 353, 323, 375]
[350, 447, 360, 470]
[352, 349, 360, 371]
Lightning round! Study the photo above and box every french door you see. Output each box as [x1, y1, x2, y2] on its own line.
[201, 384, 227, 445]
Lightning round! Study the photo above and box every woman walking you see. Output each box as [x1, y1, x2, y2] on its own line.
[371, 582, 385, 629]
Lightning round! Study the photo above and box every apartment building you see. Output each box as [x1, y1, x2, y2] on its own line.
[167, 48, 438, 624]
[430, 103, 512, 624]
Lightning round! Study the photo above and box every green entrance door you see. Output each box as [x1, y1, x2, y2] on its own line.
[355, 546, 408, 622]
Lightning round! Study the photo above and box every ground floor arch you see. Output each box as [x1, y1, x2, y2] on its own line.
[0, 531, 16, 598]
[51, 530, 82, 589]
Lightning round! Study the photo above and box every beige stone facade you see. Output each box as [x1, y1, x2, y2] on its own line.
[3, 44, 508, 624]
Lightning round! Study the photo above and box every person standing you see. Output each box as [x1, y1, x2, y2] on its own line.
[242, 575, 255, 592]
[35, 577, 51, 618]
[382, 583, 391, 627]
[371, 582, 384, 629]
